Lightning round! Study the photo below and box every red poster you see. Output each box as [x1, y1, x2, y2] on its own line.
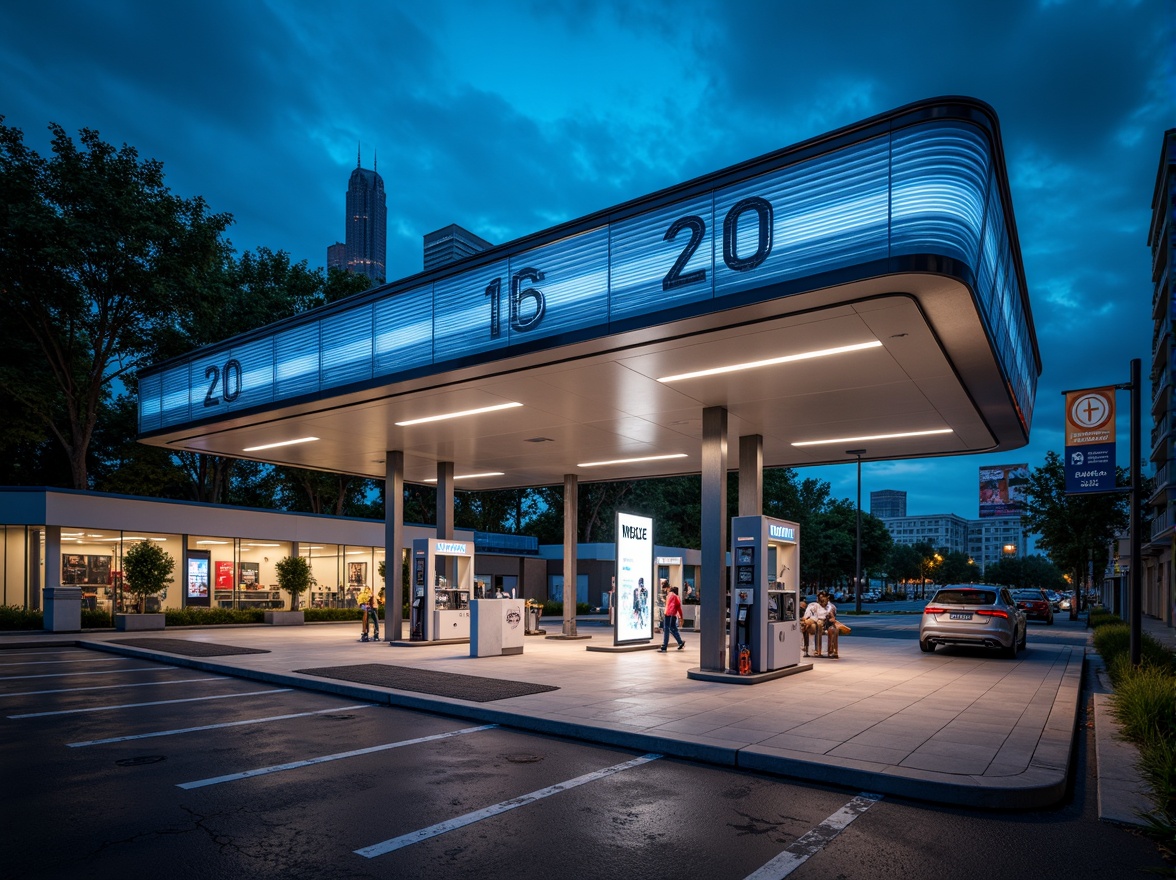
[215, 561, 234, 589]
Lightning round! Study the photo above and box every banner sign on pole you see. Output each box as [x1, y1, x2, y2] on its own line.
[1064, 386, 1116, 493]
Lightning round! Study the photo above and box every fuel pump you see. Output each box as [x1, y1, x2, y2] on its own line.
[729, 515, 801, 673]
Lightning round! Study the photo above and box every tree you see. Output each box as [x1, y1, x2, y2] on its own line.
[0, 120, 231, 488]
[274, 555, 313, 611]
[887, 544, 923, 593]
[121, 540, 175, 614]
[1022, 450, 1129, 608]
[936, 550, 980, 585]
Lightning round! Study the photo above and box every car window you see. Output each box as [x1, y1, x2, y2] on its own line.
[1000, 589, 1014, 606]
[933, 589, 996, 605]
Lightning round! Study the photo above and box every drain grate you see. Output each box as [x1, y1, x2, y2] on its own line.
[115, 756, 166, 767]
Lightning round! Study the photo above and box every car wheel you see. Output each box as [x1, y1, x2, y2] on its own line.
[1003, 635, 1019, 659]
[919, 639, 935, 653]
[1018, 626, 1027, 651]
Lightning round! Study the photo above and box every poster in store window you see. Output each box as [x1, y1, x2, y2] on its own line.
[239, 562, 260, 589]
[215, 560, 234, 589]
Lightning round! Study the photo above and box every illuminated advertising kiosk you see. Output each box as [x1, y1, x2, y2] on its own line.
[613, 511, 655, 646]
[410, 537, 475, 642]
[729, 515, 801, 674]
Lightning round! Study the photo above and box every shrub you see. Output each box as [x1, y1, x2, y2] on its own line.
[1088, 608, 1122, 629]
[165, 607, 266, 626]
[0, 605, 43, 630]
[274, 555, 313, 610]
[304, 608, 367, 623]
[541, 601, 591, 616]
[1111, 660, 1176, 747]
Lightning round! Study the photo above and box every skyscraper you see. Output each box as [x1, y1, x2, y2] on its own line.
[328, 147, 386, 284]
[870, 489, 907, 519]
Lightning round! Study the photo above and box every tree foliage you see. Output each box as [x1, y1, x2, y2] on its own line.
[1022, 450, 1129, 583]
[121, 540, 175, 613]
[0, 120, 231, 488]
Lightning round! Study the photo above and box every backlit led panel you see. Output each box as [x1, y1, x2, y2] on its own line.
[375, 285, 433, 377]
[609, 194, 716, 322]
[274, 323, 320, 401]
[321, 304, 374, 388]
[890, 123, 989, 267]
[138, 110, 1037, 437]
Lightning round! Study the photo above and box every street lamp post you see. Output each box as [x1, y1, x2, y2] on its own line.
[847, 449, 866, 614]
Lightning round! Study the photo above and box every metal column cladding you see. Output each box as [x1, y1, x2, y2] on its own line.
[138, 99, 1037, 440]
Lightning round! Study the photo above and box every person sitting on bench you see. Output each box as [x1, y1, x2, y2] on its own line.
[802, 591, 839, 658]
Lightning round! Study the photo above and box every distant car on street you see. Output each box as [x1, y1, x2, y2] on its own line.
[1012, 588, 1054, 625]
[919, 584, 1027, 658]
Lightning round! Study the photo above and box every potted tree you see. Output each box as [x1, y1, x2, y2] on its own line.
[268, 555, 310, 625]
[116, 540, 173, 631]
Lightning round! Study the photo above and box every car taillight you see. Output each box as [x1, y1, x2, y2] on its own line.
[976, 609, 1009, 619]
[924, 606, 946, 614]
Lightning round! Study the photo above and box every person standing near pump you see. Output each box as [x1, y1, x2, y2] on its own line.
[658, 586, 686, 651]
[358, 585, 379, 642]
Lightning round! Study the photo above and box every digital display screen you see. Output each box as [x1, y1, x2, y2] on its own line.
[614, 511, 654, 645]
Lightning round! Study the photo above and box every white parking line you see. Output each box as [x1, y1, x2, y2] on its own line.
[178, 723, 498, 789]
[355, 752, 662, 859]
[0, 667, 162, 682]
[743, 793, 883, 880]
[69, 703, 376, 747]
[8, 688, 291, 718]
[0, 657, 125, 668]
[3, 677, 219, 698]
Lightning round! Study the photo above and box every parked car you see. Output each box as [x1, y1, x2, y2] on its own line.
[1012, 588, 1054, 625]
[919, 584, 1027, 658]
[1045, 591, 1062, 611]
[1058, 593, 1073, 612]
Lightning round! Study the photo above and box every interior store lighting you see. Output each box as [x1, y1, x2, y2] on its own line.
[791, 428, 953, 447]
[242, 436, 319, 452]
[395, 402, 522, 427]
[657, 341, 882, 383]
[579, 453, 689, 468]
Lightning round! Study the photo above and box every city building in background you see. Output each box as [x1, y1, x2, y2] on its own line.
[880, 513, 971, 555]
[1140, 128, 1176, 629]
[969, 515, 1031, 575]
[327, 147, 386, 284]
[870, 489, 906, 519]
[423, 224, 492, 272]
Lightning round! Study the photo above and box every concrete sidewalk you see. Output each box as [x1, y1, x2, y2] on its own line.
[1, 619, 1089, 810]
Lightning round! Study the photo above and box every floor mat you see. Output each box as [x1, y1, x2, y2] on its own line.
[112, 638, 270, 657]
[294, 663, 559, 702]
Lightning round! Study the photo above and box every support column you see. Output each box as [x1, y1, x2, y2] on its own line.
[385, 451, 404, 642]
[700, 406, 728, 672]
[563, 474, 578, 637]
[738, 434, 763, 517]
[436, 461, 454, 540]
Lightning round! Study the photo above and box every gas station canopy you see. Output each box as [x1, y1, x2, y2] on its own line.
[138, 97, 1039, 489]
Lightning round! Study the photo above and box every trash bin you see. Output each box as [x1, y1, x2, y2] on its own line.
[526, 605, 541, 633]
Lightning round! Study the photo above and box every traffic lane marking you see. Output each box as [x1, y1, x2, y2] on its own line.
[177, 723, 498, 789]
[0, 666, 171, 682]
[355, 752, 662, 858]
[0, 657, 126, 667]
[68, 702, 375, 747]
[743, 792, 883, 880]
[8, 688, 292, 718]
[3, 677, 220, 698]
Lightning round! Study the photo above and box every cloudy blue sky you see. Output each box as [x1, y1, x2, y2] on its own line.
[2, 0, 1172, 519]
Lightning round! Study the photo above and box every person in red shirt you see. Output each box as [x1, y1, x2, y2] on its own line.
[658, 586, 686, 651]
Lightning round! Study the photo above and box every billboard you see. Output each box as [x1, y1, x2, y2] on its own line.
[614, 511, 654, 645]
[1064, 386, 1116, 494]
[979, 463, 1029, 518]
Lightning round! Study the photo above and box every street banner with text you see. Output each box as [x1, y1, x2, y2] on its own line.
[1064, 386, 1116, 493]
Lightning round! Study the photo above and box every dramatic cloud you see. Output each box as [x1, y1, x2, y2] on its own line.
[1, 0, 1171, 520]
